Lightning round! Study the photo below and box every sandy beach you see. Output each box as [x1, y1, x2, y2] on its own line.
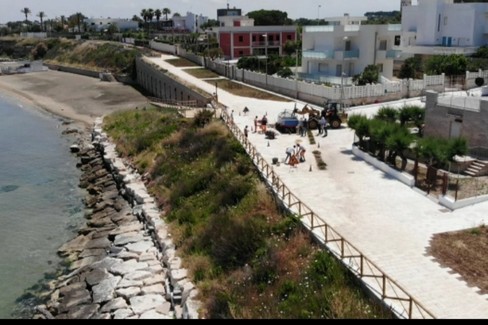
[0, 70, 149, 129]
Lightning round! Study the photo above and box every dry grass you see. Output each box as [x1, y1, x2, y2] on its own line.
[209, 79, 291, 102]
[183, 68, 221, 79]
[428, 225, 488, 295]
[166, 58, 199, 67]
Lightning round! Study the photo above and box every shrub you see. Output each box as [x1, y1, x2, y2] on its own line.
[475, 77, 485, 87]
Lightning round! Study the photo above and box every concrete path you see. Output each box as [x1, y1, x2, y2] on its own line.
[146, 55, 488, 319]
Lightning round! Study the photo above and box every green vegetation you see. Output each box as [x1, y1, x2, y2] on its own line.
[208, 79, 291, 102]
[43, 40, 140, 75]
[348, 106, 467, 171]
[183, 68, 220, 79]
[353, 64, 380, 85]
[166, 58, 199, 67]
[103, 107, 391, 319]
[0, 38, 142, 75]
[247, 10, 293, 26]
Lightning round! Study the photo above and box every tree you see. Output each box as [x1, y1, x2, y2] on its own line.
[31, 42, 48, 60]
[155, 9, 162, 28]
[37, 12, 46, 31]
[363, 11, 401, 25]
[163, 8, 171, 21]
[140, 9, 148, 23]
[353, 64, 380, 86]
[399, 56, 423, 79]
[385, 126, 414, 170]
[200, 19, 219, 30]
[425, 54, 467, 76]
[75, 12, 84, 32]
[247, 10, 293, 26]
[374, 106, 398, 123]
[147, 9, 154, 23]
[283, 40, 299, 56]
[21, 7, 31, 22]
[60, 15, 66, 31]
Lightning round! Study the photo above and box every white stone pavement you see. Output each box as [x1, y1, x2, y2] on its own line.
[147, 55, 488, 319]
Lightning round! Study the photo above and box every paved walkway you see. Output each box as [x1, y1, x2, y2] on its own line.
[147, 55, 488, 319]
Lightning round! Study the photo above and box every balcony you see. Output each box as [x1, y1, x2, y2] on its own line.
[251, 40, 282, 47]
[303, 50, 335, 60]
[386, 50, 401, 59]
[335, 49, 360, 60]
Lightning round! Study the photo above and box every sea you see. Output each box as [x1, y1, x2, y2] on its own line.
[0, 92, 86, 318]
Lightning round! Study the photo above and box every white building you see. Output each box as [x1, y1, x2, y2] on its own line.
[302, 15, 403, 82]
[399, 0, 488, 55]
[86, 18, 139, 32]
[172, 12, 208, 33]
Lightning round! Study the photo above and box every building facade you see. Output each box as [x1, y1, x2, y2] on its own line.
[301, 16, 403, 81]
[218, 26, 297, 60]
[398, 0, 488, 55]
[424, 90, 488, 158]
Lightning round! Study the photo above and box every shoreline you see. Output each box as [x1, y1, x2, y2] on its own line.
[0, 70, 149, 132]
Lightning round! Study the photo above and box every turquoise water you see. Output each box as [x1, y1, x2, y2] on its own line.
[0, 93, 86, 318]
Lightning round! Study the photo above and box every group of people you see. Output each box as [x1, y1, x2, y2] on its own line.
[285, 144, 306, 168]
[253, 115, 268, 134]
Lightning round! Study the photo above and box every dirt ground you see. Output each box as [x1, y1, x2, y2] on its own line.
[428, 226, 488, 295]
[0, 70, 149, 128]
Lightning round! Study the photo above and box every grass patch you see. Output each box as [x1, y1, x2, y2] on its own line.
[104, 108, 391, 319]
[428, 224, 488, 295]
[184, 68, 221, 79]
[166, 58, 200, 67]
[208, 79, 291, 102]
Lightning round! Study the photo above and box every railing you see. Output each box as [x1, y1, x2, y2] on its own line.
[216, 106, 436, 320]
[148, 96, 199, 108]
[302, 50, 335, 60]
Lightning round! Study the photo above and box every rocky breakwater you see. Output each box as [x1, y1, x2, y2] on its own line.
[35, 118, 200, 319]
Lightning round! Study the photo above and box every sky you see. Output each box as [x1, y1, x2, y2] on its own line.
[0, 0, 404, 24]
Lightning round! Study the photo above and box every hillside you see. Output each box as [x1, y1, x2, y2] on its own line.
[103, 107, 392, 319]
[0, 37, 142, 76]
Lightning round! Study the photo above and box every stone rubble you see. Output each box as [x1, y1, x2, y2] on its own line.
[34, 117, 200, 319]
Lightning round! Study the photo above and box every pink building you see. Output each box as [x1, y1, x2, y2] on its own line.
[218, 26, 297, 60]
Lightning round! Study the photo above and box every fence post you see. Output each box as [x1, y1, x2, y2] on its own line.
[442, 172, 448, 196]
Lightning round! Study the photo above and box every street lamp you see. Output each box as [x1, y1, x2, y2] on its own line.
[340, 36, 349, 109]
[317, 5, 322, 25]
[262, 33, 268, 85]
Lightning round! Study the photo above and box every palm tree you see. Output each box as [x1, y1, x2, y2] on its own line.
[75, 12, 84, 33]
[21, 7, 31, 22]
[155, 9, 162, 27]
[37, 12, 46, 31]
[140, 9, 148, 23]
[147, 9, 154, 23]
[163, 8, 171, 21]
[60, 15, 66, 31]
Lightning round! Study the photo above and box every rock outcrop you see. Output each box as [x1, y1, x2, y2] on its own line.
[35, 118, 200, 319]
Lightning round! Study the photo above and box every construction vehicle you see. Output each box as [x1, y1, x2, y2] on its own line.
[275, 102, 348, 134]
[293, 102, 347, 129]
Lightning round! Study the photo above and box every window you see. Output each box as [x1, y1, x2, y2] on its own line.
[379, 40, 387, 51]
[252, 36, 256, 42]
[238, 36, 243, 42]
[394, 35, 401, 46]
[287, 35, 292, 40]
[239, 51, 243, 55]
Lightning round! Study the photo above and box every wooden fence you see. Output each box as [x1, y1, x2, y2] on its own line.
[215, 105, 436, 319]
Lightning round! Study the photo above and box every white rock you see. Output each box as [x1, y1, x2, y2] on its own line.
[129, 294, 166, 315]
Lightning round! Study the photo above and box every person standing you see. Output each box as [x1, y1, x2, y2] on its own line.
[302, 117, 308, 137]
[254, 116, 259, 133]
[318, 116, 327, 135]
[244, 125, 249, 138]
[261, 115, 268, 133]
[297, 143, 306, 162]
